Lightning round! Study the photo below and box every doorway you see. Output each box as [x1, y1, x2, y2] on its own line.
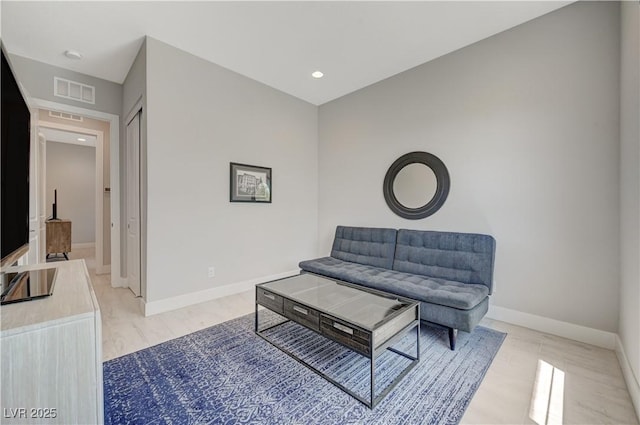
[41, 126, 98, 264]
[30, 98, 122, 287]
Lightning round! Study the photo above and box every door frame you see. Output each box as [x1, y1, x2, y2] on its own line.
[30, 98, 124, 287]
[26, 109, 41, 265]
[37, 131, 47, 263]
[125, 107, 142, 296]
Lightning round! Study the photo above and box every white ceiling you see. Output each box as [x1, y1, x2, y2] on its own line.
[1, 1, 572, 105]
[40, 127, 97, 147]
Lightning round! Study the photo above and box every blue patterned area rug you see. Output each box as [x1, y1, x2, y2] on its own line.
[104, 313, 505, 425]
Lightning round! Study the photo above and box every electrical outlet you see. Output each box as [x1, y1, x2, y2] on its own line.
[208, 267, 215, 278]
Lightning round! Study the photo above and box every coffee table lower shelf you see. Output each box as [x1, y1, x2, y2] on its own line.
[255, 295, 420, 409]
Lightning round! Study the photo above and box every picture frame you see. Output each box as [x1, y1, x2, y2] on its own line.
[230, 162, 272, 203]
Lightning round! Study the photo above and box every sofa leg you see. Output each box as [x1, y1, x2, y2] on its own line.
[448, 328, 457, 350]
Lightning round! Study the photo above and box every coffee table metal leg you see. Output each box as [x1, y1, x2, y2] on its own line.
[260, 317, 421, 409]
[255, 303, 420, 409]
[370, 341, 375, 408]
[254, 286, 259, 332]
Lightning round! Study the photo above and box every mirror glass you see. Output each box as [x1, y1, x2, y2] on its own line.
[393, 163, 437, 208]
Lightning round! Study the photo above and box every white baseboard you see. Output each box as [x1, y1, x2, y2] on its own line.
[72, 242, 96, 249]
[616, 335, 640, 420]
[486, 305, 617, 350]
[142, 270, 300, 317]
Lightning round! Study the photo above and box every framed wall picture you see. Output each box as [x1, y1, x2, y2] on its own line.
[230, 162, 272, 203]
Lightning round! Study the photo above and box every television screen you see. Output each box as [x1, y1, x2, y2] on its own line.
[1, 49, 31, 263]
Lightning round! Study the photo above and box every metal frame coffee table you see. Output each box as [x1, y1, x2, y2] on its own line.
[255, 272, 420, 409]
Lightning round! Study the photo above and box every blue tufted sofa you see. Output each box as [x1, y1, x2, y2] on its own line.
[299, 226, 496, 350]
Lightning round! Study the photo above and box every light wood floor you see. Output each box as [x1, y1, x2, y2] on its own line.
[74, 248, 639, 424]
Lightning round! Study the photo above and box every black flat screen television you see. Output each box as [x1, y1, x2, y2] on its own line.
[1, 47, 31, 266]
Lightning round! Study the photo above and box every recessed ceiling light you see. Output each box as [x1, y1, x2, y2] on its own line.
[64, 50, 83, 60]
[77, 138, 86, 142]
[311, 71, 324, 79]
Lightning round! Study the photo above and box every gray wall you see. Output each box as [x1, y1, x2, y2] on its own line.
[318, 1, 620, 332]
[8, 54, 123, 117]
[46, 142, 96, 244]
[619, 0, 640, 411]
[123, 38, 146, 118]
[144, 37, 318, 302]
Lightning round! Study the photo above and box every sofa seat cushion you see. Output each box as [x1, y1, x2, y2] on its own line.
[366, 271, 489, 310]
[299, 257, 488, 310]
[299, 257, 378, 287]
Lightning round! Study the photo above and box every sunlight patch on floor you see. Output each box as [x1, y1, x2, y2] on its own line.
[529, 359, 565, 425]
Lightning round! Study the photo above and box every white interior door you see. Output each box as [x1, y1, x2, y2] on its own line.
[126, 111, 141, 296]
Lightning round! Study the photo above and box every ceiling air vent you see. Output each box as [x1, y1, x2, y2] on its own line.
[54, 77, 95, 104]
[48, 110, 83, 122]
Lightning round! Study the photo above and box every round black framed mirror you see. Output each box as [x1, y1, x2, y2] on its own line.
[383, 151, 450, 219]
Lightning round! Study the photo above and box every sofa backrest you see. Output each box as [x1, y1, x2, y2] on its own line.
[394, 229, 496, 293]
[331, 226, 397, 270]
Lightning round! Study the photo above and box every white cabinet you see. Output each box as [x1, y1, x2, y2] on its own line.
[1, 260, 103, 424]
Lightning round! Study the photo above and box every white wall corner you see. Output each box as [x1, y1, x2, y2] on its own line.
[616, 335, 640, 420]
[486, 305, 617, 350]
[142, 270, 300, 317]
